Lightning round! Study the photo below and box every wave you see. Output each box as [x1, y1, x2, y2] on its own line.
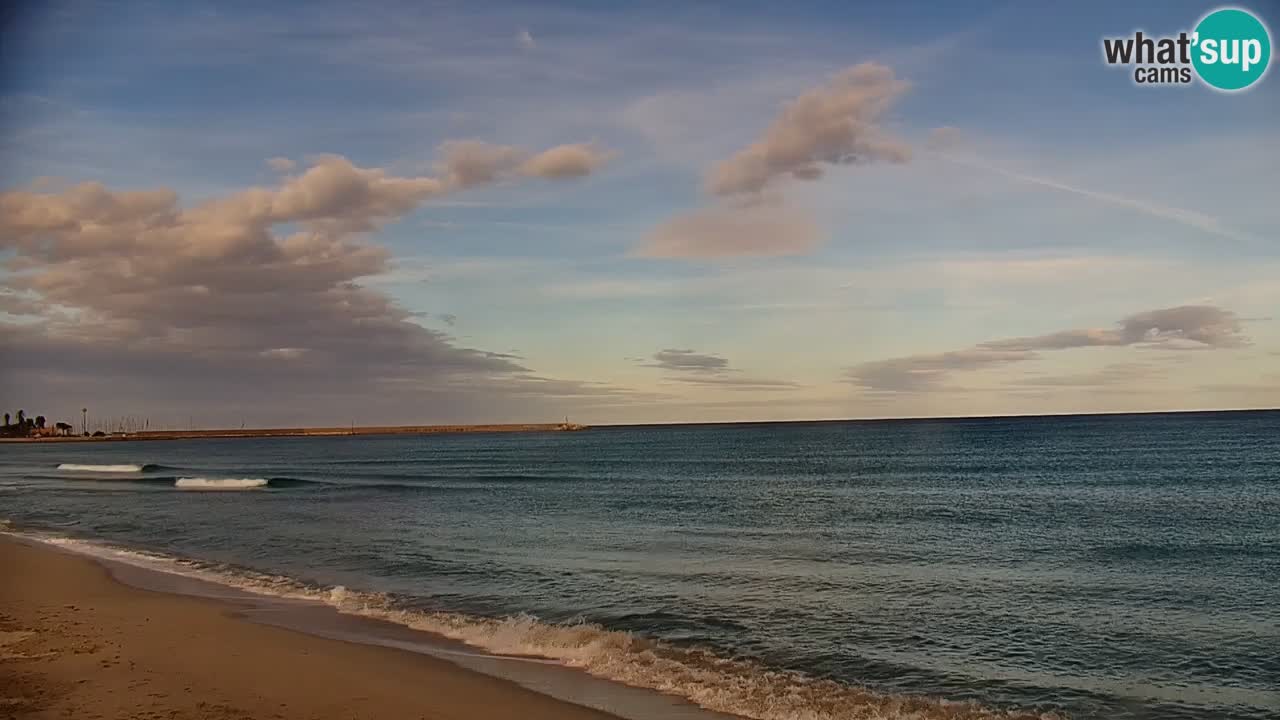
[326, 606, 1060, 720]
[174, 478, 268, 491]
[56, 463, 153, 472]
[1, 530, 1059, 720]
[36, 474, 319, 490]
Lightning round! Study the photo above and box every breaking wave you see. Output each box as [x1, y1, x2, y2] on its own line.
[38, 474, 319, 490]
[56, 463, 157, 472]
[174, 478, 269, 490]
[2, 529, 1060, 720]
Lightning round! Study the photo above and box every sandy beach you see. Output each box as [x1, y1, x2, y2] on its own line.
[0, 536, 621, 720]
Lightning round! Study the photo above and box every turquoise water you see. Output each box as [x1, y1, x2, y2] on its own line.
[3, 411, 1278, 720]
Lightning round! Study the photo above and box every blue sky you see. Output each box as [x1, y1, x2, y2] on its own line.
[1, 0, 1277, 426]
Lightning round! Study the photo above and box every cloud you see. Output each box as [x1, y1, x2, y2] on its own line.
[978, 329, 1125, 351]
[0, 289, 44, 317]
[516, 28, 536, 50]
[636, 63, 908, 260]
[1118, 305, 1247, 347]
[848, 348, 1032, 393]
[635, 202, 822, 259]
[980, 306, 1247, 351]
[521, 143, 612, 179]
[262, 155, 449, 231]
[707, 63, 909, 197]
[847, 304, 1247, 393]
[267, 157, 295, 173]
[0, 146, 626, 422]
[435, 140, 527, 189]
[644, 348, 730, 373]
[436, 140, 613, 188]
[639, 348, 800, 392]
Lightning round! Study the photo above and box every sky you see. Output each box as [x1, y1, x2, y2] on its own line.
[1, 0, 1278, 428]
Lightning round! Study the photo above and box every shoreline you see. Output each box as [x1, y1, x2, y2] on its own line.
[0, 528, 1056, 720]
[0, 535, 662, 720]
[0, 533, 734, 720]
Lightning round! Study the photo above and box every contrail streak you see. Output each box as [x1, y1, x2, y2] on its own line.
[934, 153, 1251, 244]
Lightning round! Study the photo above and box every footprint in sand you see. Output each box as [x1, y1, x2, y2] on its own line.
[0, 629, 56, 661]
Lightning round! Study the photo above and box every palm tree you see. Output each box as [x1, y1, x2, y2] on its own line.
[16, 410, 24, 426]
[2, 413, 8, 427]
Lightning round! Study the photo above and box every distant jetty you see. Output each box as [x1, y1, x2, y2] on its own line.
[0, 422, 590, 443]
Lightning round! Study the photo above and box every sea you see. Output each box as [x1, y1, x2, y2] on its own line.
[2, 410, 1277, 720]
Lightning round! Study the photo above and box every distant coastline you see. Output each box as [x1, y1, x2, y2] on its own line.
[0, 423, 587, 443]
[4, 407, 1276, 444]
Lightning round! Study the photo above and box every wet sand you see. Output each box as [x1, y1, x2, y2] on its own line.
[0, 536, 621, 720]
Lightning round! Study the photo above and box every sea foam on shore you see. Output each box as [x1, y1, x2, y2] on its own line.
[2, 527, 1058, 720]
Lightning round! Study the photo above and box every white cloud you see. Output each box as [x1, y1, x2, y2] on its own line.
[521, 143, 613, 179]
[435, 140, 614, 188]
[636, 63, 909, 259]
[708, 63, 909, 197]
[435, 140, 526, 189]
[0, 143, 628, 421]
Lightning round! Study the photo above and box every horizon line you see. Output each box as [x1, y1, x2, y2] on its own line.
[16, 406, 1278, 440]
[598, 406, 1280, 429]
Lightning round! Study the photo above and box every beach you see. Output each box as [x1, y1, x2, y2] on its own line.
[0, 536, 622, 720]
[2, 412, 1277, 720]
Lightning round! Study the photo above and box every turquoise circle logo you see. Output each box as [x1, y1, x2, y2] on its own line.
[1192, 7, 1272, 91]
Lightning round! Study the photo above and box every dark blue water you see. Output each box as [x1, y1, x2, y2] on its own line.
[3, 411, 1278, 720]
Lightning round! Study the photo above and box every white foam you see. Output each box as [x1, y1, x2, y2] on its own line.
[4, 532, 316, 601]
[56, 463, 144, 472]
[174, 478, 268, 490]
[4, 529, 1056, 720]
[316, 598, 1057, 720]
